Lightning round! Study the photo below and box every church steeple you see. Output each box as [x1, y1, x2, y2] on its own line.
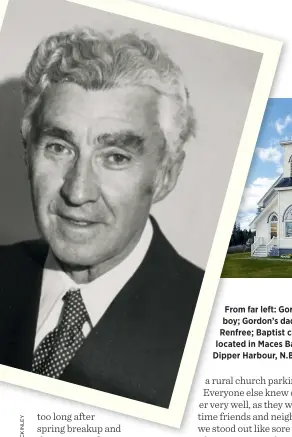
[280, 140, 292, 177]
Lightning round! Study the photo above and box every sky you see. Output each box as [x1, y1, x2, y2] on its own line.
[237, 98, 292, 230]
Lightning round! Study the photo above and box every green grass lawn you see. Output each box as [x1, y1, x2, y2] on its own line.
[221, 252, 292, 278]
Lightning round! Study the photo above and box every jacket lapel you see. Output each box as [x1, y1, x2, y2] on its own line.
[60, 219, 175, 405]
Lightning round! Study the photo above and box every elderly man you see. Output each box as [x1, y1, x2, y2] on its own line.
[0, 29, 204, 407]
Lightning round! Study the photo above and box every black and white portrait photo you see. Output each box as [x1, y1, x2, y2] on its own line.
[0, 0, 281, 427]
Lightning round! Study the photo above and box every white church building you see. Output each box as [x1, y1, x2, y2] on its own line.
[250, 140, 292, 257]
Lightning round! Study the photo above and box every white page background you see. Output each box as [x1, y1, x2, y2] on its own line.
[0, 0, 291, 435]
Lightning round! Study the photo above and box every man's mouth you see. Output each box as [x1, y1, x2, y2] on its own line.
[57, 214, 98, 227]
[65, 218, 92, 226]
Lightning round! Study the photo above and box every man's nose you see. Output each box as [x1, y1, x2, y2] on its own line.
[61, 158, 100, 206]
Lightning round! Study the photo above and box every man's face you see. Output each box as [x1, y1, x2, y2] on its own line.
[27, 83, 179, 268]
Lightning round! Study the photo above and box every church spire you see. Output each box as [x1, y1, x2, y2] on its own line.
[280, 140, 292, 177]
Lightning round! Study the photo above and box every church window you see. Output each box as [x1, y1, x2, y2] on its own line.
[269, 213, 278, 239]
[284, 206, 292, 237]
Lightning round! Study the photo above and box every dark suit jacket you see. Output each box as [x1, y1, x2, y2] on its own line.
[0, 218, 204, 408]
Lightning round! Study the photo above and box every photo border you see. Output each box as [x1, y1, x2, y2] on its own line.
[0, 0, 282, 428]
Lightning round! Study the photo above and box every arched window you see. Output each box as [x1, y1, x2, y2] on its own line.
[284, 205, 292, 237]
[268, 213, 278, 239]
[267, 212, 278, 223]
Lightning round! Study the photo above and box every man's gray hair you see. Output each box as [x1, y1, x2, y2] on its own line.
[21, 28, 195, 159]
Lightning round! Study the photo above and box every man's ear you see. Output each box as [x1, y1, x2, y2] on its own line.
[21, 131, 28, 166]
[153, 150, 185, 204]
[22, 136, 32, 180]
[24, 148, 28, 168]
[23, 142, 30, 173]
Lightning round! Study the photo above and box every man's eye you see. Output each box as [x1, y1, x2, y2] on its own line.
[46, 143, 72, 155]
[106, 153, 131, 166]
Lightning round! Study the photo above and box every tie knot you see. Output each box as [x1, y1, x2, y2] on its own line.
[60, 288, 89, 329]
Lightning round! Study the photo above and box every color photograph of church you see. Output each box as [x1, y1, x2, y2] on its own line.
[250, 139, 292, 257]
[222, 99, 292, 277]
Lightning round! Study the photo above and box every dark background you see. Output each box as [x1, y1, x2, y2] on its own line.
[0, 78, 36, 244]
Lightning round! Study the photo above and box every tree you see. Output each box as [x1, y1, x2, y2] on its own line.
[229, 222, 255, 247]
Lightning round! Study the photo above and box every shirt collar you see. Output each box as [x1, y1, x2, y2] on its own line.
[39, 219, 153, 326]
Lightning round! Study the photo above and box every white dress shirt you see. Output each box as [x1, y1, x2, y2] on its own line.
[34, 220, 153, 350]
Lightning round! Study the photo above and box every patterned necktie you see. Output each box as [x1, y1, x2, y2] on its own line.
[32, 288, 89, 378]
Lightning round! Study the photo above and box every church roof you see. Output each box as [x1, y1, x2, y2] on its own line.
[250, 175, 292, 228]
[275, 177, 292, 188]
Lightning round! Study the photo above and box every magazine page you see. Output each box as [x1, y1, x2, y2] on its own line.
[0, 0, 289, 436]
